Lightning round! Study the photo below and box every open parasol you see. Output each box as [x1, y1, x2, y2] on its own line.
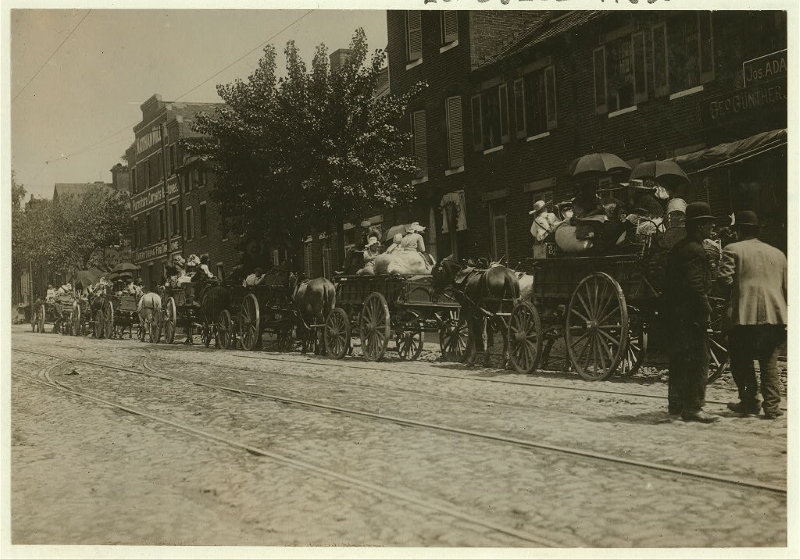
[629, 160, 689, 184]
[73, 268, 104, 288]
[112, 262, 140, 274]
[382, 224, 409, 243]
[566, 153, 631, 178]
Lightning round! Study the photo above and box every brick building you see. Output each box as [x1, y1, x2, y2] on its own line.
[126, 94, 240, 288]
[384, 9, 787, 263]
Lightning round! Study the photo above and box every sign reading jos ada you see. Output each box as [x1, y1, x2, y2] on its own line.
[743, 49, 787, 87]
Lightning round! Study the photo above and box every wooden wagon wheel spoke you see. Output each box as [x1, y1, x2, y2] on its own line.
[359, 292, 389, 361]
[507, 301, 542, 374]
[324, 308, 350, 359]
[566, 273, 628, 381]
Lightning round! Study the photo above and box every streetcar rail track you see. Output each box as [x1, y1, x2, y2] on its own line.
[13, 362, 563, 547]
[13, 347, 788, 495]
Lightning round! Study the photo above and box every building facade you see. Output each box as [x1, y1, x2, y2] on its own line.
[126, 94, 240, 288]
[385, 9, 787, 263]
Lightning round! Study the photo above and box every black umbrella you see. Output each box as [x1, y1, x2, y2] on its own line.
[112, 262, 140, 274]
[630, 160, 689, 184]
[567, 153, 631, 178]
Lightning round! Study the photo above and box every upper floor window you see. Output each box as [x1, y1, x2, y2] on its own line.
[445, 96, 464, 170]
[168, 145, 176, 176]
[411, 109, 428, 179]
[516, 65, 557, 138]
[440, 11, 458, 45]
[199, 202, 208, 237]
[171, 202, 180, 237]
[131, 168, 138, 194]
[594, 33, 646, 114]
[666, 11, 714, 94]
[472, 84, 509, 152]
[184, 206, 194, 241]
[405, 11, 422, 63]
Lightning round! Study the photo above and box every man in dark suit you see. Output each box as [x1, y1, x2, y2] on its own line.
[717, 210, 787, 419]
[662, 202, 720, 423]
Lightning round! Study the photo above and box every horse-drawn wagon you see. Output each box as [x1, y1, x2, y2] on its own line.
[322, 273, 465, 362]
[31, 294, 77, 335]
[505, 234, 729, 381]
[161, 284, 212, 345]
[221, 278, 297, 351]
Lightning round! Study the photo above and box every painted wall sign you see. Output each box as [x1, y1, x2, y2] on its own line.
[130, 179, 179, 216]
[136, 238, 181, 263]
[703, 77, 786, 127]
[743, 49, 787, 87]
[136, 127, 162, 155]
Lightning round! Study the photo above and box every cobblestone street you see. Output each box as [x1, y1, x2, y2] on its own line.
[9, 324, 791, 551]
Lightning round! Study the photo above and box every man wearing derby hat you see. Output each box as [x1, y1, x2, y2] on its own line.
[529, 200, 560, 243]
[718, 210, 787, 420]
[662, 202, 720, 423]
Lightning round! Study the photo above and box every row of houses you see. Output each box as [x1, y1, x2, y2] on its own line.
[21, 10, 785, 297]
[129, 10, 787, 287]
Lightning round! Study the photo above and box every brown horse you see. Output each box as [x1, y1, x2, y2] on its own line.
[432, 255, 520, 367]
[290, 273, 336, 354]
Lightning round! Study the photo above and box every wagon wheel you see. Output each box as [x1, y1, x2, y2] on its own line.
[438, 309, 468, 362]
[202, 321, 213, 348]
[71, 302, 83, 336]
[507, 300, 543, 374]
[617, 314, 648, 378]
[324, 307, 351, 359]
[37, 303, 46, 334]
[102, 300, 115, 340]
[163, 297, 177, 344]
[565, 272, 628, 381]
[92, 306, 102, 338]
[359, 292, 390, 361]
[215, 309, 234, 349]
[396, 310, 424, 361]
[238, 293, 261, 351]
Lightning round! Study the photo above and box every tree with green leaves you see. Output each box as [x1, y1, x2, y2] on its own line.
[188, 28, 425, 266]
[13, 181, 131, 279]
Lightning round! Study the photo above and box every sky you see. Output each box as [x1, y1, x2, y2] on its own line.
[9, 9, 388, 202]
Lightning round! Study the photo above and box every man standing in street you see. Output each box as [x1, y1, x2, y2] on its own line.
[717, 210, 787, 419]
[662, 202, 719, 423]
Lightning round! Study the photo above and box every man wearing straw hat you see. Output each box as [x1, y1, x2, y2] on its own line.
[662, 202, 719, 423]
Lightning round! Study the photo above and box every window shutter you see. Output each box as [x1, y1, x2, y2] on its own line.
[514, 79, 526, 139]
[498, 84, 510, 144]
[544, 66, 557, 129]
[446, 96, 464, 169]
[412, 110, 427, 178]
[443, 11, 458, 43]
[407, 11, 422, 62]
[698, 12, 714, 82]
[593, 46, 607, 114]
[632, 32, 648, 103]
[470, 95, 483, 152]
[652, 23, 668, 97]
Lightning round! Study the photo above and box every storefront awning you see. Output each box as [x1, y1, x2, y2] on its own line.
[671, 128, 786, 174]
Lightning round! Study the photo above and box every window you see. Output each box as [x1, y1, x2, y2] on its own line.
[171, 202, 180, 237]
[145, 212, 152, 245]
[168, 145, 176, 176]
[199, 202, 208, 237]
[405, 11, 422, 63]
[185, 171, 192, 193]
[131, 168, 137, 194]
[142, 160, 150, 189]
[652, 23, 668, 97]
[322, 245, 333, 279]
[668, 12, 714, 93]
[445, 96, 464, 169]
[489, 201, 508, 262]
[521, 65, 557, 135]
[185, 207, 194, 240]
[411, 109, 427, 179]
[474, 84, 510, 150]
[303, 242, 313, 277]
[440, 11, 457, 44]
[593, 46, 607, 113]
[149, 154, 161, 186]
[132, 218, 139, 249]
[158, 208, 166, 240]
[632, 32, 647, 103]
[197, 169, 206, 187]
[471, 95, 483, 152]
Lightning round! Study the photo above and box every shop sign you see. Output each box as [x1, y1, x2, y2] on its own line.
[703, 77, 786, 127]
[130, 179, 179, 215]
[136, 238, 181, 263]
[136, 127, 162, 155]
[743, 49, 787, 87]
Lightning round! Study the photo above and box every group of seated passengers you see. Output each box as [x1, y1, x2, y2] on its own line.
[162, 253, 217, 289]
[531, 180, 689, 254]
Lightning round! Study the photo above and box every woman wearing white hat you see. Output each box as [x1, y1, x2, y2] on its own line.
[399, 222, 427, 253]
[357, 236, 382, 275]
[529, 200, 560, 243]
